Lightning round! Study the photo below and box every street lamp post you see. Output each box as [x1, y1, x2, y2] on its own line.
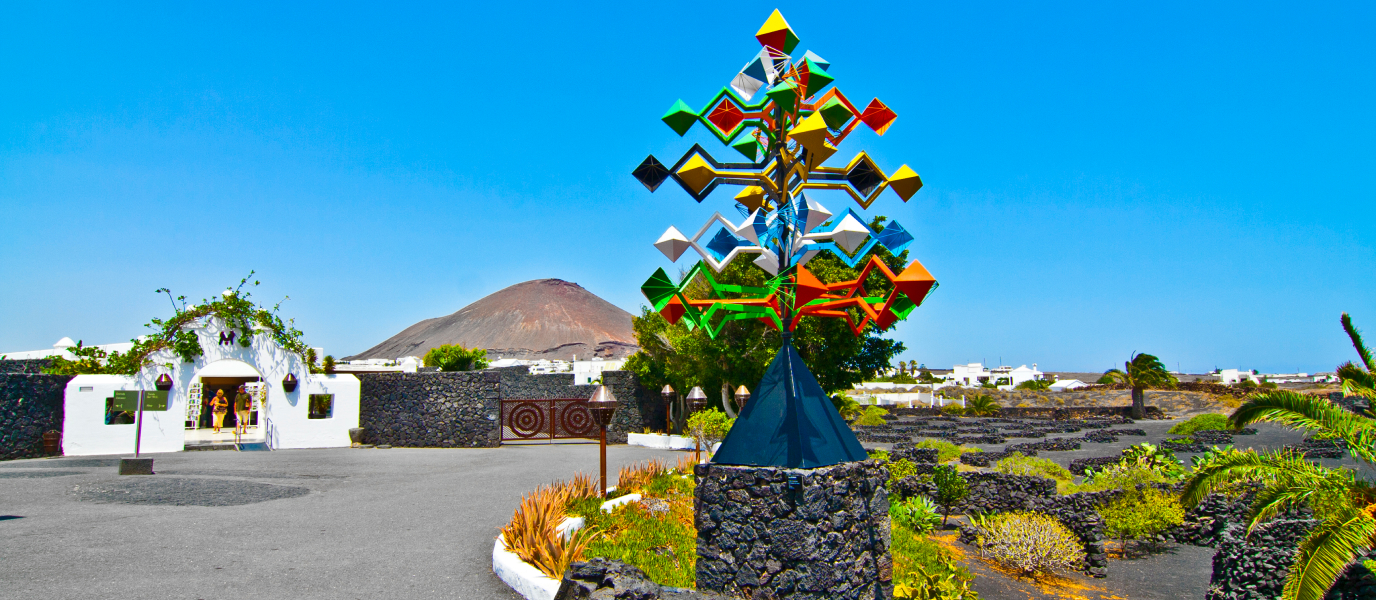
[661, 384, 675, 434]
[587, 385, 619, 498]
[686, 386, 707, 462]
[734, 385, 751, 411]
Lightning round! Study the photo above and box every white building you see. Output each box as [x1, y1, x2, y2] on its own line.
[1215, 369, 1261, 385]
[1, 336, 137, 360]
[1050, 379, 1088, 392]
[7, 318, 360, 456]
[572, 358, 626, 385]
[948, 363, 1046, 389]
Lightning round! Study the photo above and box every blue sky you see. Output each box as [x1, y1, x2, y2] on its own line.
[1, 2, 1372, 373]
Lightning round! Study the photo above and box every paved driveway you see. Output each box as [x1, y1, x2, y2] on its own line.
[0, 443, 683, 600]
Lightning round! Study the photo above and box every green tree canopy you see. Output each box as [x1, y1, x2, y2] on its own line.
[422, 344, 489, 372]
[625, 219, 909, 410]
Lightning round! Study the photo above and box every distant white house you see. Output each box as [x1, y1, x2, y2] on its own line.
[1215, 369, 1261, 385]
[572, 358, 626, 384]
[1050, 379, 1088, 392]
[1, 337, 137, 360]
[949, 363, 1046, 390]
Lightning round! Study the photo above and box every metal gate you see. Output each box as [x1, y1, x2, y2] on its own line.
[500, 398, 598, 442]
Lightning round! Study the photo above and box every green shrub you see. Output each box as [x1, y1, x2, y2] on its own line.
[1168, 413, 1233, 436]
[970, 512, 1084, 577]
[891, 496, 942, 535]
[887, 459, 919, 492]
[686, 408, 733, 452]
[853, 405, 889, 426]
[941, 403, 966, 416]
[933, 465, 968, 525]
[869, 448, 891, 462]
[1118, 442, 1186, 480]
[1068, 463, 1171, 494]
[892, 527, 979, 600]
[992, 453, 1072, 485]
[1099, 487, 1185, 556]
[913, 439, 982, 464]
[1015, 379, 1051, 391]
[832, 393, 863, 420]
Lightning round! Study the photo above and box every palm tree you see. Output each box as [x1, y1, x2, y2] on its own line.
[1100, 353, 1177, 419]
[966, 394, 1000, 416]
[1182, 313, 1376, 600]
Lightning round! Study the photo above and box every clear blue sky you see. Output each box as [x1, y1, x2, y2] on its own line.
[2, 2, 1372, 374]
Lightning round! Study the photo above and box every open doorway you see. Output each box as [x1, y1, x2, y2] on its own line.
[186, 360, 266, 445]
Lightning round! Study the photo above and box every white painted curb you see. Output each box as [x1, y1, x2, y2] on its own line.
[600, 492, 642, 512]
[627, 432, 697, 450]
[493, 536, 561, 600]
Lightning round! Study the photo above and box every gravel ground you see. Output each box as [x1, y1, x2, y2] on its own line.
[0, 443, 683, 600]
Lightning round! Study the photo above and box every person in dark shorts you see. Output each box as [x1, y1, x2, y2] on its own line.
[235, 385, 253, 435]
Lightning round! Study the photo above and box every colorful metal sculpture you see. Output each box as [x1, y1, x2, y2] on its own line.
[633, 11, 939, 468]
[635, 9, 938, 340]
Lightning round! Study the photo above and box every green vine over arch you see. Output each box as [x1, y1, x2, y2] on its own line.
[44, 272, 312, 376]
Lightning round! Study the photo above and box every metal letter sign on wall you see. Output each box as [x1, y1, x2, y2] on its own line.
[500, 398, 598, 443]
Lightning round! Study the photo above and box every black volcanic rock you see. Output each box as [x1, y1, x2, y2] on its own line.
[346, 279, 637, 361]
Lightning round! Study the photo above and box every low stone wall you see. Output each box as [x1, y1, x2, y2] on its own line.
[889, 406, 1164, 420]
[556, 558, 723, 599]
[0, 358, 53, 374]
[694, 461, 891, 600]
[358, 371, 502, 447]
[1, 373, 72, 461]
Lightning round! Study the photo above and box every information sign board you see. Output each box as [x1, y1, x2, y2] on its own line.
[142, 391, 168, 411]
[111, 390, 140, 412]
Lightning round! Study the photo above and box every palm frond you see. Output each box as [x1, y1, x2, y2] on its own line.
[1246, 468, 1359, 532]
[1229, 391, 1376, 464]
[1342, 313, 1376, 372]
[1099, 368, 1128, 385]
[1182, 449, 1308, 509]
[1283, 505, 1376, 600]
[1337, 362, 1376, 398]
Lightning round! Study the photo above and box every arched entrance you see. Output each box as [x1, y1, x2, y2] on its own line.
[186, 359, 267, 447]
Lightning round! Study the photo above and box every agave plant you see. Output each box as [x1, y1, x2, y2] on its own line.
[1182, 313, 1376, 600]
[1100, 352, 1177, 419]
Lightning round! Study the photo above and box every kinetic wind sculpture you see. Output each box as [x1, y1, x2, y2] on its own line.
[632, 11, 939, 468]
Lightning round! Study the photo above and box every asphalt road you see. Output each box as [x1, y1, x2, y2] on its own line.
[0, 443, 683, 600]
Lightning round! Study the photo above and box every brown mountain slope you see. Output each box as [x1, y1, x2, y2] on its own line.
[346, 279, 638, 361]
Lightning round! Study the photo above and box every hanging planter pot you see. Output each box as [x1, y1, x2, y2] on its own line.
[282, 373, 298, 393]
[155, 373, 174, 391]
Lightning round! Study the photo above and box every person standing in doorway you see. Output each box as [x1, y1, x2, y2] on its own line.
[235, 385, 253, 435]
[209, 389, 230, 433]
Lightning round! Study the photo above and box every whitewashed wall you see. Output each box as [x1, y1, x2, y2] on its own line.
[62, 375, 184, 456]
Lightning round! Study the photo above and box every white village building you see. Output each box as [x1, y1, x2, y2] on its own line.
[6, 318, 360, 456]
[948, 363, 1046, 390]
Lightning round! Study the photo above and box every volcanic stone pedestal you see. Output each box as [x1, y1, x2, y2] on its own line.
[694, 461, 892, 600]
[118, 457, 154, 475]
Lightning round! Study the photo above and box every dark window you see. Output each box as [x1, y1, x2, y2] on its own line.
[308, 394, 334, 419]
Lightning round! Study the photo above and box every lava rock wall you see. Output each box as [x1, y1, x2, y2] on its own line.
[0, 359, 54, 374]
[357, 368, 649, 447]
[0, 373, 71, 461]
[358, 371, 503, 447]
[694, 461, 892, 600]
